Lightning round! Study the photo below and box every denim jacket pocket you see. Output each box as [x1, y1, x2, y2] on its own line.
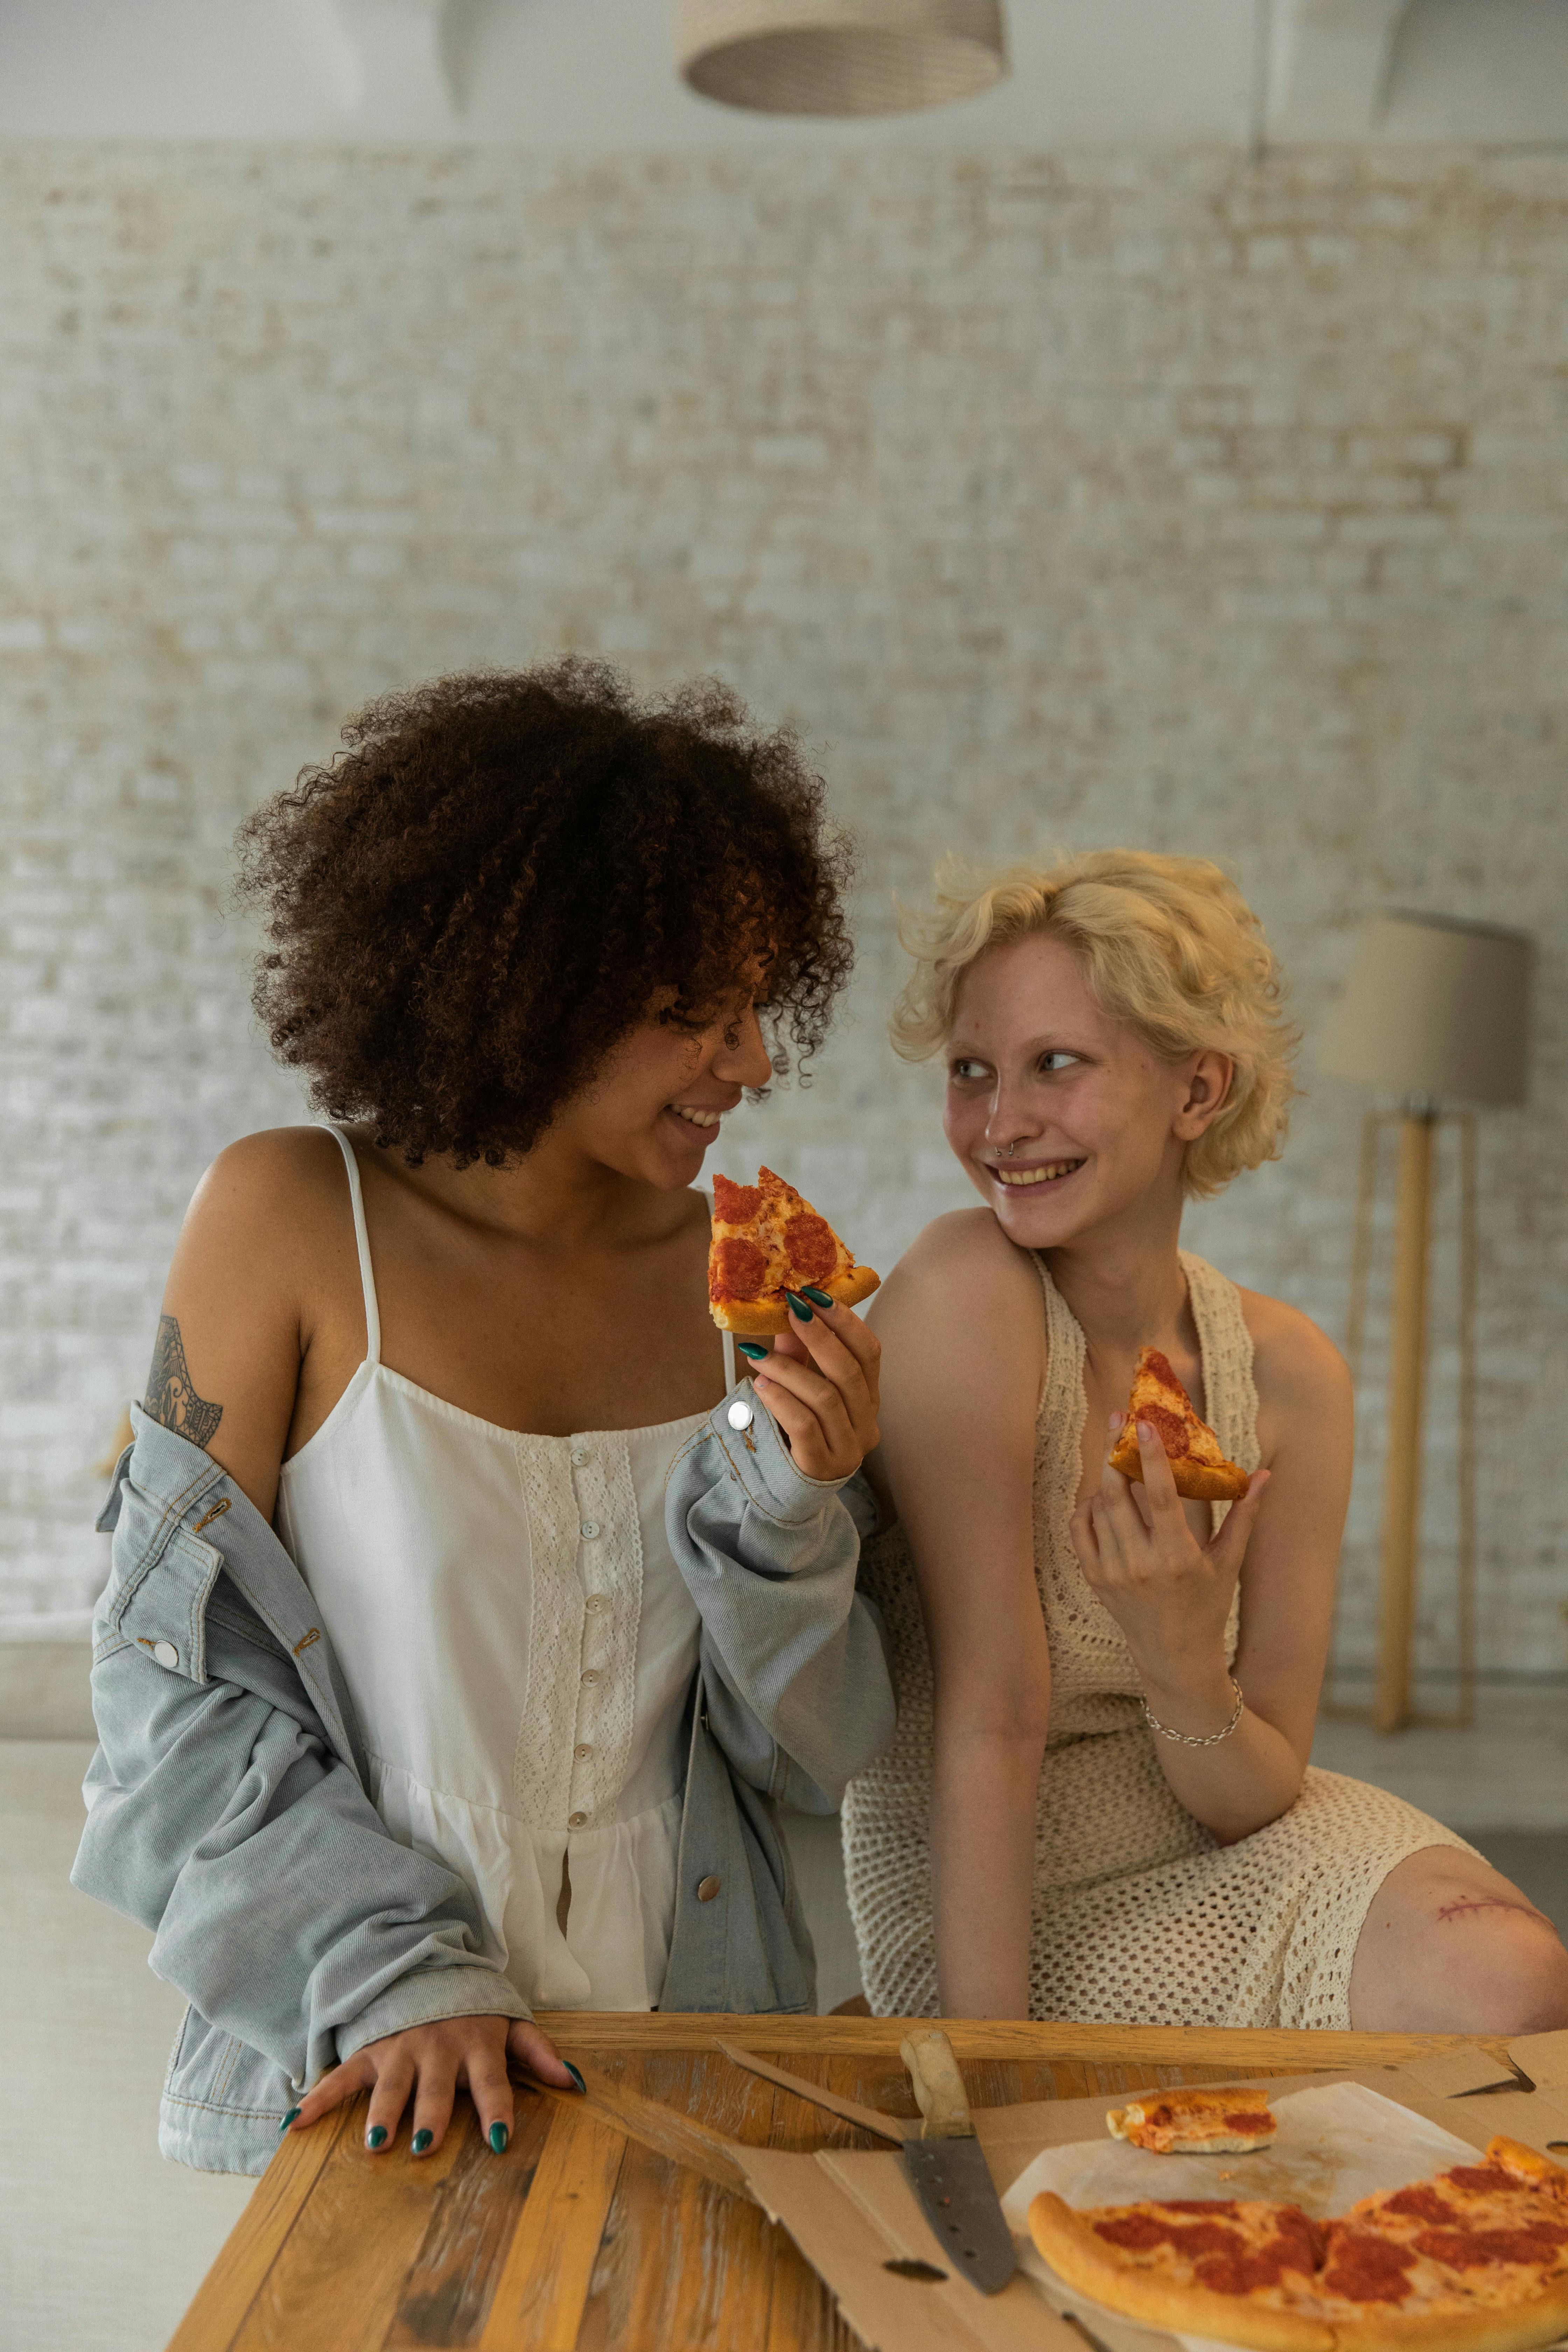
[110, 1525, 225, 1686]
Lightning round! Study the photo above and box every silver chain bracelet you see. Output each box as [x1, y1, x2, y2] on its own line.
[1141, 1675, 1245, 1746]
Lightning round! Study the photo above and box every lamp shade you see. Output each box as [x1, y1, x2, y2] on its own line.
[1317, 912, 1533, 1108]
[676, 0, 1007, 116]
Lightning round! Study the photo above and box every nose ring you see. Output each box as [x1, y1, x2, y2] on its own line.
[1006, 1141, 1015, 1158]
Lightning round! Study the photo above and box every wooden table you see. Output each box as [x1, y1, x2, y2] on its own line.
[168, 2014, 1507, 2352]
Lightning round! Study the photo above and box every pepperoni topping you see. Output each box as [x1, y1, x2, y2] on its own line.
[712, 1176, 763, 1223]
[1223, 2113, 1275, 2135]
[1322, 2227, 1418, 2304]
[783, 1211, 837, 1284]
[1138, 1402, 1190, 1458]
[1413, 2224, 1568, 2271]
[1383, 2187, 1457, 2226]
[1091, 2204, 1320, 2296]
[1142, 1349, 1180, 1387]
[1448, 2165, 1517, 2196]
[1094, 2214, 1242, 2259]
[1194, 2210, 1324, 2296]
[710, 1237, 769, 1300]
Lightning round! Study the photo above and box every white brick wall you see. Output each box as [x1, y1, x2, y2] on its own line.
[2, 143, 1564, 1676]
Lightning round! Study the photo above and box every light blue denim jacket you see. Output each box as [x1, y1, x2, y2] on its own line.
[73, 1393, 892, 2176]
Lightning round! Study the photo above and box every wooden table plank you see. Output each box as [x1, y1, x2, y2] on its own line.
[537, 2014, 1507, 2068]
[165, 2100, 349, 2352]
[475, 2104, 626, 2352]
[383, 2091, 555, 2350]
[573, 2050, 784, 2352]
[232, 2096, 469, 2352]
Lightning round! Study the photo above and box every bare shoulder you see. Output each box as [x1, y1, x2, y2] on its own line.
[176, 1125, 351, 1275]
[191, 1123, 345, 1210]
[872, 1208, 1044, 1339]
[1237, 1285, 1352, 1418]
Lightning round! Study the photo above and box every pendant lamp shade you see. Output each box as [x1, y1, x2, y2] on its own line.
[676, 0, 1007, 117]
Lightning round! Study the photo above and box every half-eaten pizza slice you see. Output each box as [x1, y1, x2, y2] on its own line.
[1107, 2087, 1278, 2156]
[1109, 1345, 1251, 1502]
[708, 1167, 880, 1336]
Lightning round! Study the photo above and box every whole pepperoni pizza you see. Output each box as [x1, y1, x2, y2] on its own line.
[1029, 2135, 1568, 2352]
[708, 1167, 880, 1336]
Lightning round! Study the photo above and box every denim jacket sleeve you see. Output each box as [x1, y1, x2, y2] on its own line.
[663, 1386, 896, 1816]
[72, 1411, 529, 2094]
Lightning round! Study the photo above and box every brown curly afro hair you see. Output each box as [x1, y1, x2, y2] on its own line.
[236, 660, 855, 1166]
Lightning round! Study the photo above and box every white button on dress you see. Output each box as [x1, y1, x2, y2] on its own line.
[273, 1125, 737, 2015]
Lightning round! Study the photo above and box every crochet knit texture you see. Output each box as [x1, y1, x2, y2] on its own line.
[841, 1251, 1471, 2027]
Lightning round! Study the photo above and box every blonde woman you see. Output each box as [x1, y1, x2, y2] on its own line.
[844, 852, 1568, 2032]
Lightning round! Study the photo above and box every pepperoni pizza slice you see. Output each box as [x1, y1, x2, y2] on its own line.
[708, 1166, 880, 1336]
[1108, 2087, 1278, 2156]
[1109, 1344, 1251, 1502]
[1028, 2136, 1568, 2352]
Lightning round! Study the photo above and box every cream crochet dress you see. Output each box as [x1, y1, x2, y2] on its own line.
[842, 1250, 1473, 2028]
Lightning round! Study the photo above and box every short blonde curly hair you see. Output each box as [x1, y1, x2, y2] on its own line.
[891, 849, 1298, 1199]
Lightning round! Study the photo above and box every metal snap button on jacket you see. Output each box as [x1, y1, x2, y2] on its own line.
[696, 1874, 721, 1902]
[726, 1398, 754, 1432]
[153, 1640, 179, 1670]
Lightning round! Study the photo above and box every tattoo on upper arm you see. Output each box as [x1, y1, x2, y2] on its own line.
[144, 1314, 224, 1449]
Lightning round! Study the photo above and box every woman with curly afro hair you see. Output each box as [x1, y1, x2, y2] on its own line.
[75, 662, 894, 2179]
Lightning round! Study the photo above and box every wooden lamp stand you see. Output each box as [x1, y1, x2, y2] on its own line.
[1324, 1104, 1476, 1734]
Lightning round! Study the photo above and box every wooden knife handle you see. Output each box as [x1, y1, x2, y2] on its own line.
[899, 2027, 975, 2140]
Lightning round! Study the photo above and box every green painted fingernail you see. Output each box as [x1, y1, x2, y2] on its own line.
[801, 1287, 833, 1309]
[489, 2121, 509, 2153]
[565, 2063, 586, 2094]
[412, 2129, 433, 2154]
[785, 1290, 813, 1321]
[366, 2124, 387, 2150]
[737, 1340, 769, 1361]
[278, 2106, 301, 2134]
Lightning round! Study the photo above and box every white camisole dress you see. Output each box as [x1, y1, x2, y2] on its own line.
[274, 1124, 737, 2014]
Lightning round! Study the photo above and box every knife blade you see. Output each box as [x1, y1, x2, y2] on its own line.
[898, 2027, 1017, 2295]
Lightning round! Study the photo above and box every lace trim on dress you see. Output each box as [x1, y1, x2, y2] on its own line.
[511, 1434, 645, 1832]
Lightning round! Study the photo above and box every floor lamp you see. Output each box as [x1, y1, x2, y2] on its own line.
[1316, 913, 1532, 1735]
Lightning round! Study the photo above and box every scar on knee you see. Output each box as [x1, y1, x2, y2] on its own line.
[1435, 1896, 1552, 1928]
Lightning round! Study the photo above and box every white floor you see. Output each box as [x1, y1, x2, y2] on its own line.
[1310, 1682, 1568, 1832]
[1, 1742, 253, 2352]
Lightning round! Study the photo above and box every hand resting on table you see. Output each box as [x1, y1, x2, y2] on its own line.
[282, 2014, 579, 2156]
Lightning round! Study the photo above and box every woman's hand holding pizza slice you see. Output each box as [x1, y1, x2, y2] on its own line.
[750, 1290, 881, 1483]
[707, 1166, 881, 1481]
[1071, 1399, 1269, 1707]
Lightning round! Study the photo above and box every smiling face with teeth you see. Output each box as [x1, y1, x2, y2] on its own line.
[555, 979, 774, 1192]
[943, 932, 1234, 1251]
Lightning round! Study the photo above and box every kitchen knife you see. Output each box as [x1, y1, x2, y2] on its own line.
[898, 2027, 1017, 2295]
